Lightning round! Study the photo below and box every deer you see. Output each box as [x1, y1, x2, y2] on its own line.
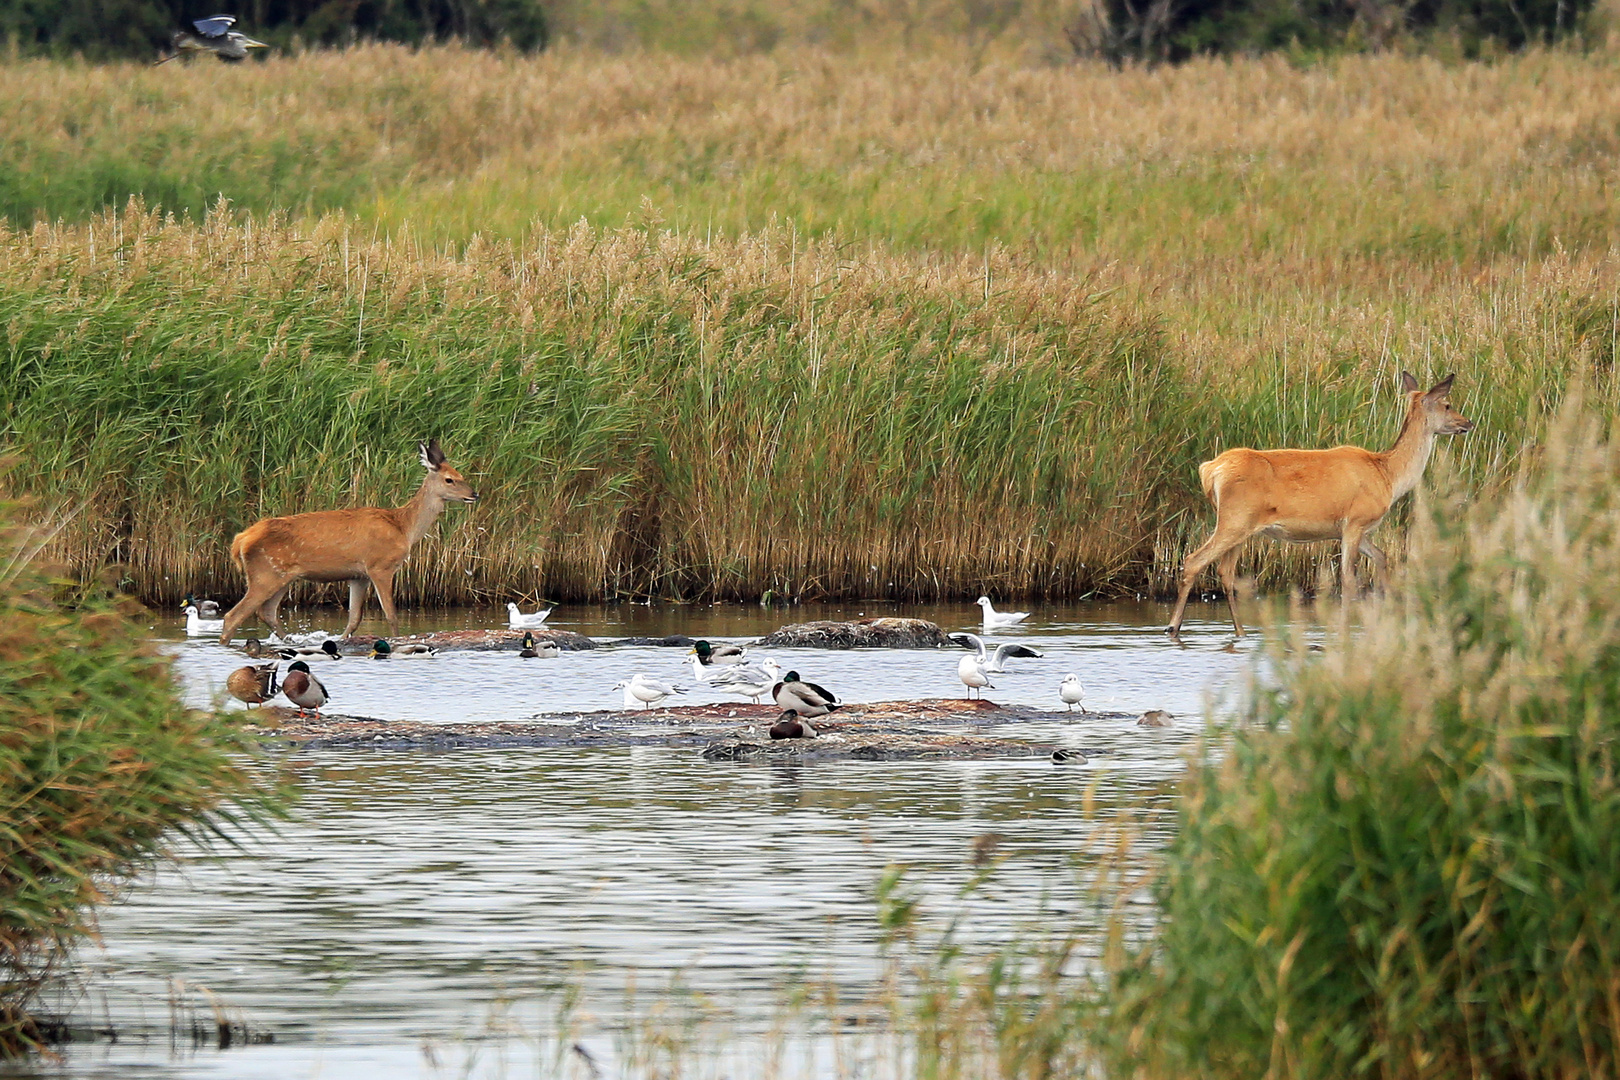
[1166, 372, 1472, 642]
[217, 440, 479, 645]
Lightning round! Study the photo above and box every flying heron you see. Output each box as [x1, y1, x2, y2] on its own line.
[156, 16, 267, 63]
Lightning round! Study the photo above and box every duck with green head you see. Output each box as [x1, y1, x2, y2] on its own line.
[519, 631, 559, 659]
[771, 671, 840, 718]
[692, 640, 747, 666]
[281, 661, 328, 718]
[371, 639, 438, 658]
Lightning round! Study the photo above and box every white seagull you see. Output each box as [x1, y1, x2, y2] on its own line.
[957, 652, 993, 699]
[614, 674, 686, 710]
[184, 604, 225, 637]
[708, 658, 781, 704]
[1060, 673, 1086, 713]
[976, 596, 1030, 629]
[507, 602, 552, 630]
[948, 632, 1044, 673]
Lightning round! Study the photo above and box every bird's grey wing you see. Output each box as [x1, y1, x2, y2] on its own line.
[993, 643, 1043, 665]
[193, 15, 236, 36]
[947, 631, 987, 656]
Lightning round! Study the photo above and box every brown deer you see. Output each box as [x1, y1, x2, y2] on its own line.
[1167, 373, 1472, 642]
[217, 440, 479, 645]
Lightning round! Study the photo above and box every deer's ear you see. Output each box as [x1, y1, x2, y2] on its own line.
[1426, 374, 1456, 399]
[1400, 371, 1419, 393]
[419, 440, 446, 470]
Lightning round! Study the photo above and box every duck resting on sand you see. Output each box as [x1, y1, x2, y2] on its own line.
[519, 631, 559, 658]
[769, 709, 818, 739]
[371, 639, 438, 658]
[691, 640, 747, 666]
[281, 660, 328, 718]
[226, 662, 278, 707]
[772, 671, 840, 718]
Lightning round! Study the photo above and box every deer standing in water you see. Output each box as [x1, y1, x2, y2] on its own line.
[217, 440, 479, 645]
[1166, 373, 1472, 642]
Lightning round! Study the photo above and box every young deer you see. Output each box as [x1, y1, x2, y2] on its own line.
[1167, 373, 1472, 642]
[217, 440, 478, 644]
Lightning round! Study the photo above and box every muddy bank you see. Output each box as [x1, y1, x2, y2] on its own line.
[249, 699, 1134, 760]
[753, 618, 947, 649]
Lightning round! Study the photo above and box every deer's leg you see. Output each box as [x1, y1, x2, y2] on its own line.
[342, 579, 372, 638]
[1359, 536, 1390, 592]
[1216, 547, 1245, 637]
[368, 571, 400, 636]
[219, 575, 287, 645]
[259, 585, 293, 639]
[1341, 524, 1368, 599]
[1168, 522, 1254, 641]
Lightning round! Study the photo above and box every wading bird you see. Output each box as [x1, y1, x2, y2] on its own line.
[185, 604, 225, 637]
[226, 662, 278, 707]
[507, 602, 551, 630]
[976, 596, 1030, 629]
[615, 675, 685, 709]
[218, 440, 478, 645]
[1167, 373, 1472, 642]
[772, 671, 840, 718]
[281, 660, 328, 718]
[157, 16, 267, 63]
[948, 632, 1043, 673]
[1060, 673, 1086, 713]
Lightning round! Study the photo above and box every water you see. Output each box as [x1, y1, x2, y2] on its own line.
[5, 600, 1261, 1079]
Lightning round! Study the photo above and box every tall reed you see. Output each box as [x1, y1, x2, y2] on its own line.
[1102, 401, 1620, 1077]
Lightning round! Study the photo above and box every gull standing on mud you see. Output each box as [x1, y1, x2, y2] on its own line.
[976, 596, 1030, 629]
[704, 658, 781, 704]
[957, 651, 993, 699]
[615, 675, 685, 709]
[948, 632, 1043, 673]
[1060, 673, 1086, 713]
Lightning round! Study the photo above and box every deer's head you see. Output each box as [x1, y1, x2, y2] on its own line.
[420, 440, 479, 504]
[1400, 372, 1473, 436]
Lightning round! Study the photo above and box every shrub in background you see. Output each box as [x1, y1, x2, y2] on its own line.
[1104, 402, 1620, 1077]
[0, 497, 284, 1049]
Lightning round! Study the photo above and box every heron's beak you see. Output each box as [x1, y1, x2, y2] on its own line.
[243, 37, 268, 49]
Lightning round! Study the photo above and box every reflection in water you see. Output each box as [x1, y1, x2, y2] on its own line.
[16, 602, 1269, 1079]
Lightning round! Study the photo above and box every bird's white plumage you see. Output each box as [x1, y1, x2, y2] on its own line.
[708, 660, 778, 703]
[184, 605, 225, 636]
[1060, 673, 1085, 712]
[948, 632, 1043, 673]
[614, 674, 684, 709]
[976, 596, 1030, 629]
[507, 602, 551, 629]
[957, 653, 993, 698]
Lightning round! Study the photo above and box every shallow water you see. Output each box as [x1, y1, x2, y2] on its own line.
[8, 600, 1265, 1079]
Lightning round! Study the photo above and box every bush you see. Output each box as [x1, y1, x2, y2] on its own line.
[0, 496, 284, 1049]
[1106, 404, 1620, 1077]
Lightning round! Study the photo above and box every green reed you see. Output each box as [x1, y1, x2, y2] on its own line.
[0, 496, 286, 1049]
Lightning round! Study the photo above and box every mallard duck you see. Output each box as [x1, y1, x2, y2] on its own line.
[182, 594, 220, 618]
[184, 604, 225, 637]
[771, 671, 840, 717]
[1051, 748, 1088, 764]
[1059, 673, 1086, 713]
[707, 658, 779, 704]
[519, 631, 559, 658]
[507, 602, 551, 630]
[768, 708, 818, 740]
[371, 639, 438, 658]
[956, 652, 993, 699]
[281, 660, 328, 718]
[976, 596, 1030, 629]
[948, 632, 1043, 673]
[613, 674, 686, 709]
[226, 662, 278, 707]
[243, 637, 268, 659]
[692, 640, 747, 666]
[1138, 710, 1175, 728]
[277, 639, 342, 661]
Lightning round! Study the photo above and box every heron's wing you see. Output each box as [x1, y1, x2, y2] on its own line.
[993, 643, 1043, 665]
[947, 631, 987, 656]
[193, 15, 236, 36]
